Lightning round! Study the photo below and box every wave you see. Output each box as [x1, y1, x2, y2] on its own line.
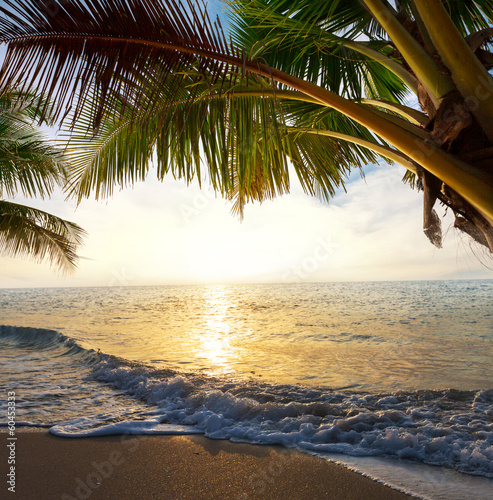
[2, 325, 493, 480]
[0, 325, 100, 364]
[65, 353, 493, 479]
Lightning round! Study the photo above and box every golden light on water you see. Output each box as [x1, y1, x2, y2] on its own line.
[197, 286, 237, 372]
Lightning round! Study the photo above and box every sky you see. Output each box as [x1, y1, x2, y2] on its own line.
[0, 2, 492, 288]
[1, 159, 492, 288]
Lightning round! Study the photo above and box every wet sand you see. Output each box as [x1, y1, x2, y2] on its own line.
[1, 432, 415, 499]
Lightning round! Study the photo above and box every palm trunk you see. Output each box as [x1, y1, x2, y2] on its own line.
[58, 35, 493, 222]
[412, 0, 493, 142]
[361, 0, 455, 106]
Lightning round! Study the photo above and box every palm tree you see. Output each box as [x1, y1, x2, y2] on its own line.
[0, 90, 85, 271]
[0, 0, 492, 252]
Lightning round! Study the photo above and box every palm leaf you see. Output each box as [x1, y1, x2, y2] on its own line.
[0, 200, 86, 272]
[62, 75, 291, 202]
[63, 75, 401, 218]
[230, 0, 410, 101]
[0, 0, 241, 127]
[230, 0, 394, 40]
[0, 91, 66, 199]
[440, 0, 493, 35]
[0, 89, 85, 271]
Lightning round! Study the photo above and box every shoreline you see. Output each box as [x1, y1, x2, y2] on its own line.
[1, 432, 414, 499]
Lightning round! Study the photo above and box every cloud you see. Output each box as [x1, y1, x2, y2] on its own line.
[0, 163, 491, 288]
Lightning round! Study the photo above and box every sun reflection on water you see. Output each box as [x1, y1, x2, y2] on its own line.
[197, 286, 237, 373]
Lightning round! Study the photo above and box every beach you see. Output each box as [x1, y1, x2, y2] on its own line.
[1, 282, 492, 498]
[2, 432, 413, 499]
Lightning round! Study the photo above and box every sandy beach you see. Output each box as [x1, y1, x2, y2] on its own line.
[1, 432, 414, 499]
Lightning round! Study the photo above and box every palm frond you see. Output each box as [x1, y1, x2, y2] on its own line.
[227, 128, 353, 218]
[230, 0, 410, 101]
[230, 0, 393, 40]
[0, 90, 66, 198]
[62, 97, 155, 201]
[441, 0, 493, 36]
[0, 0, 240, 126]
[62, 66, 402, 211]
[62, 73, 291, 203]
[0, 200, 86, 272]
[402, 169, 418, 189]
[0, 88, 84, 271]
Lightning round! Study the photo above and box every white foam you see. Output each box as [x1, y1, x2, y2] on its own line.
[69, 359, 493, 482]
[317, 453, 493, 500]
[3, 317, 493, 499]
[50, 416, 203, 437]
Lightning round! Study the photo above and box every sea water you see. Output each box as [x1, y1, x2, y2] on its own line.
[1, 281, 492, 499]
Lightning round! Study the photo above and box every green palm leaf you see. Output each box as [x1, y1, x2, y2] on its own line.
[63, 78, 291, 202]
[0, 200, 86, 272]
[0, 92, 66, 198]
[1, 0, 492, 252]
[63, 69, 406, 211]
[230, 0, 393, 39]
[230, 0, 412, 101]
[0, 88, 85, 270]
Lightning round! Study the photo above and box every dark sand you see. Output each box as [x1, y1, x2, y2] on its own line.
[1, 432, 414, 499]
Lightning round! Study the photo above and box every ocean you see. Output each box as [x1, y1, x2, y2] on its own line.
[1, 280, 492, 499]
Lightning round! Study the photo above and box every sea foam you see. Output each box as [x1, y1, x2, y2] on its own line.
[44, 354, 493, 481]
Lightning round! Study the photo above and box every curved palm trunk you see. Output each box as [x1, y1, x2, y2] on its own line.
[41, 34, 492, 220]
[4, 31, 492, 222]
[361, 0, 455, 106]
[413, 0, 493, 142]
